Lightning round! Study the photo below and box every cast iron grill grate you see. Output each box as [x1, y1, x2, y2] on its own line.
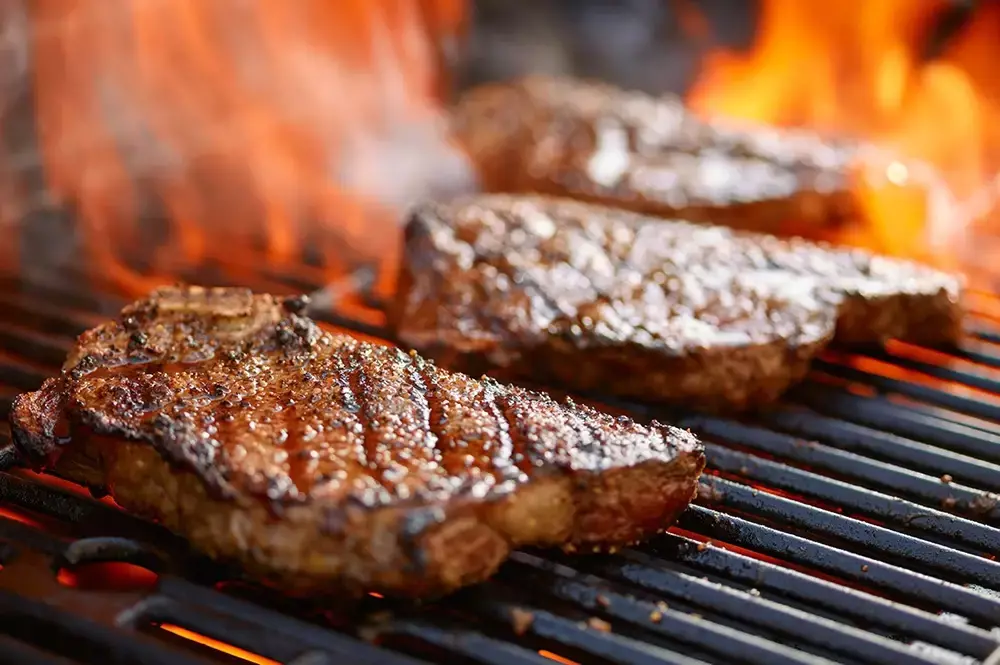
[1, 255, 999, 665]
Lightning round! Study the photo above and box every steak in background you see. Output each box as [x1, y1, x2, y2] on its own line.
[8, 286, 705, 597]
[391, 194, 962, 412]
[451, 76, 860, 236]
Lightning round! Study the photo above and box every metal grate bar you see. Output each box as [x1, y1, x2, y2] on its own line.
[3, 264, 1000, 663]
[948, 342, 1000, 371]
[569, 553, 946, 665]
[859, 348, 1000, 395]
[813, 360, 1000, 423]
[0, 363, 50, 394]
[677, 507, 1000, 626]
[0, 453, 978, 665]
[0, 323, 71, 368]
[678, 415, 1000, 524]
[0, 516, 70, 557]
[0, 591, 212, 665]
[2, 465, 623, 665]
[505, 553, 848, 665]
[129, 595, 426, 665]
[151, 578, 429, 665]
[1, 278, 120, 318]
[968, 327, 1000, 346]
[0, 470, 185, 552]
[757, 406, 1000, 490]
[699, 476, 1000, 587]
[0, 489, 439, 665]
[704, 443, 1000, 552]
[0, 291, 99, 338]
[377, 620, 560, 665]
[460, 592, 712, 665]
[790, 385, 1000, 467]
[0, 634, 81, 665]
[649, 532, 1000, 660]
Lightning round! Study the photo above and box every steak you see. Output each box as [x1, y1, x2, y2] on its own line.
[391, 195, 963, 412]
[8, 285, 705, 597]
[451, 76, 862, 236]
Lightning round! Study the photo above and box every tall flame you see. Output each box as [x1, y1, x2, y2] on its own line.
[687, 0, 1000, 267]
[24, 0, 469, 295]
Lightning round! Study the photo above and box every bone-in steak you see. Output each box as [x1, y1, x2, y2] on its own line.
[452, 76, 860, 236]
[9, 286, 705, 597]
[391, 195, 963, 412]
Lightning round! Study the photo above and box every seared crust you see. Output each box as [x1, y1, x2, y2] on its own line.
[451, 76, 858, 236]
[9, 286, 704, 597]
[391, 195, 963, 412]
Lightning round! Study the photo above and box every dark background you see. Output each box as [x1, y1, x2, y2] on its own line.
[455, 0, 979, 96]
[456, 0, 756, 96]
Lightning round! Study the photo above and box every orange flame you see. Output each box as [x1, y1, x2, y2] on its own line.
[687, 0, 1000, 268]
[26, 0, 469, 296]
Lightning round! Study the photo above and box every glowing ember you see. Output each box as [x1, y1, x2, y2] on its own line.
[0, 505, 42, 528]
[159, 624, 280, 665]
[687, 0, 1000, 268]
[56, 562, 159, 591]
[24, 0, 471, 296]
[538, 650, 580, 665]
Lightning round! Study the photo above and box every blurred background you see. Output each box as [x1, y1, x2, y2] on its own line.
[457, 0, 755, 96]
[1, 0, 995, 290]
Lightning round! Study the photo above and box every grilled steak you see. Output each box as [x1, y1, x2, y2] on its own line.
[451, 76, 860, 236]
[9, 286, 705, 597]
[391, 195, 963, 412]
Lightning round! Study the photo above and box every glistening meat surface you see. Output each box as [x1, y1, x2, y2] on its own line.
[391, 194, 962, 412]
[9, 285, 705, 597]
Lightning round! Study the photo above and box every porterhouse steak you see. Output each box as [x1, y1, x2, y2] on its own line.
[9, 285, 705, 597]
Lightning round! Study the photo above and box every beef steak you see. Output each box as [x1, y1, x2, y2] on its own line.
[391, 195, 962, 412]
[451, 76, 862, 236]
[9, 285, 705, 597]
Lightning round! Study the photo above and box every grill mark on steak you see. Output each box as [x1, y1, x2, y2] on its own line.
[484, 382, 518, 483]
[9, 285, 705, 596]
[391, 194, 964, 413]
[348, 347, 385, 489]
[408, 357, 442, 477]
